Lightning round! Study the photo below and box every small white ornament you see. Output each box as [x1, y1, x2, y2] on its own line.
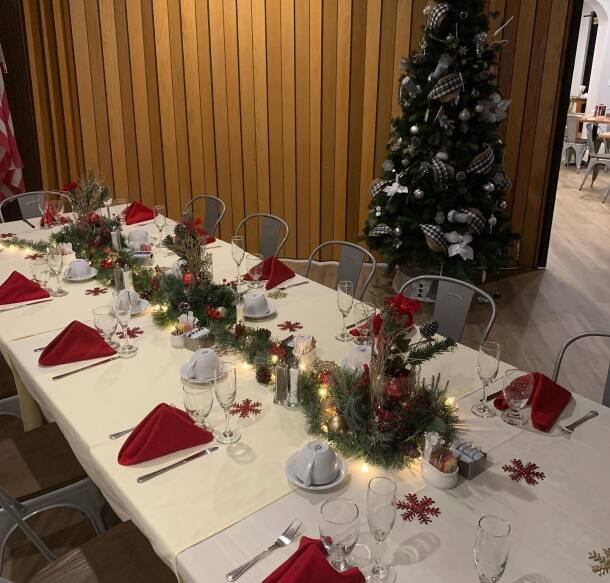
[410, 125, 420, 135]
[414, 188, 425, 200]
[458, 108, 471, 121]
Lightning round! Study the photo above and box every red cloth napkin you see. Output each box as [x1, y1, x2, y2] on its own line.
[0, 271, 50, 305]
[494, 372, 572, 432]
[38, 320, 116, 366]
[243, 256, 295, 290]
[118, 403, 214, 465]
[263, 537, 364, 583]
[124, 201, 154, 225]
[40, 204, 54, 226]
[349, 313, 383, 337]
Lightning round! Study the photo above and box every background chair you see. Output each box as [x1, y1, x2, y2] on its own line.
[399, 275, 496, 343]
[552, 331, 610, 407]
[0, 192, 71, 223]
[234, 213, 289, 259]
[579, 124, 610, 190]
[562, 113, 587, 169]
[181, 195, 226, 236]
[305, 241, 376, 301]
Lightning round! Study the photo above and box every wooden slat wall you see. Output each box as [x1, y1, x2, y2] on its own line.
[23, 0, 574, 266]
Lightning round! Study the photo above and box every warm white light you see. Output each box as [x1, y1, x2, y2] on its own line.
[445, 396, 455, 407]
[299, 362, 307, 371]
[360, 463, 369, 474]
[271, 354, 278, 363]
[318, 386, 329, 399]
[242, 361, 251, 370]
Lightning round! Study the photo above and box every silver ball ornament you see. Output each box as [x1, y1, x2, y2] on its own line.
[394, 226, 402, 236]
[410, 125, 420, 135]
[483, 182, 495, 192]
[414, 188, 425, 200]
[375, 206, 382, 216]
[475, 104, 484, 113]
[446, 34, 455, 44]
[435, 211, 445, 224]
[497, 200, 507, 211]
[460, 10, 468, 19]
[435, 151, 449, 161]
[458, 108, 471, 121]
[471, 88, 480, 97]
[488, 215, 498, 227]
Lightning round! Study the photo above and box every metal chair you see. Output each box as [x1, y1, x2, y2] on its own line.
[552, 332, 610, 407]
[234, 213, 289, 259]
[305, 240, 376, 301]
[0, 394, 20, 420]
[181, 195, 226, 236]
[579, 124, 610, 191]
[0, 191, 71, 223]
[562, 113, 587, 169]
[399, 275, 496, 343]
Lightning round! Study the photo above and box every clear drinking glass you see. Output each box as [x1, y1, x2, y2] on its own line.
[183, 380, 215, 430]
[32, 257, 50, 291]
[112, 290, 137, 357]
[93, 306, 119, 348]
[471, 341, 501, 418]
[37, 193, 50, 228]
[353, 302, 375, 352]
[153, 204, 166, 247]
[213, 362, 240, 444]
[246, 252, 264, 288]
[474, 515, 510, 583]
[319, 498, 360, 572]
[46, 245, 68, 297]
[365, 477, 397, 582]
[102, 191, 113, 219]
[231, 236, 245, 286]
[336, 280, 354, 342]
[113, 198, 128, 223]
[501, 369, 534, 426]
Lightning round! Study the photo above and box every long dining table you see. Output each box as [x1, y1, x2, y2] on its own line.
[0, 214, 608, 582]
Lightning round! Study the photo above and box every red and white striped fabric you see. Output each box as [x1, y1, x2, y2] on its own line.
[0, 69, 25, 200]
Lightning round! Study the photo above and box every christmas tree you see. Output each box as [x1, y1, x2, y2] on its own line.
[364, 1, 518, 282]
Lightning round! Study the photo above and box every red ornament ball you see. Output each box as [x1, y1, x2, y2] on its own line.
[87, 212, 100, 224]
[100, 258, 113, 269]
[182, 272, 193, 286]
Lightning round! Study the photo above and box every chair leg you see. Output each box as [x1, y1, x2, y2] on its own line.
[0, 395, 21, 420]
[575, 147, 586, 169]
[603, 186, 610, 204]
[592, 164, 600, 187]
[579, 166, 593, 190]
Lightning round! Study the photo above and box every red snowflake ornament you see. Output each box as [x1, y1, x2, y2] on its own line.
[397, 493, 440, 525]
[229, 399, 262, 419]
[277, 321, 303, 332]
[502, 458, 546, 486]
[117, 327, 144, 339]
[0, 233, 16, 238]
[85, 287, 108, 296]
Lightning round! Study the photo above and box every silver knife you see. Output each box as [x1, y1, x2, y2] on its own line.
[109, 426, 137, 440]
[137, 446, 221, 483]
[52, 356, 120, 381]
[22, 218, 36, 229]
[0, 299, 53, 313]
[279, 281, 309, 291]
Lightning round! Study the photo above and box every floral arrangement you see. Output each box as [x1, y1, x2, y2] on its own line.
[62, 172, 110, 219]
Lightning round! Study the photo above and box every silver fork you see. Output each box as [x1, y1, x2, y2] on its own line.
[225, 519, 302, 581]
[559, 410, 599, 434]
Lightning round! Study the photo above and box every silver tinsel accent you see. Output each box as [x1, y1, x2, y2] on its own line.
[414, 188, 425, 200]
[400, 56, 409, 70]
[382, 159, 395, 172]
[435, 211, 445, 224]
[456, 171, 466, 181]
[375, 206, 382, 216]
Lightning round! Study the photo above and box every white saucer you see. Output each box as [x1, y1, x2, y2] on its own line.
[180, 361, 231, 383]
[63, 267, 98, 282]
[131, 299, 150, 315]
[285, 451, 348, 491]
[244, 300, 276, 320]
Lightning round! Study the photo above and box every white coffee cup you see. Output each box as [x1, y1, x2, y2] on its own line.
[128, 229, 149, 248]
[66, 258, 91, 279]
[294, 441, 339, 486]
[243, 292, 269, 317]
[180, 348, 221, 381]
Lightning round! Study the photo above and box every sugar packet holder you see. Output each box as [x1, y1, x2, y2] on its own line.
[451, 438, 488, 480]
[184, 327, 214, 351]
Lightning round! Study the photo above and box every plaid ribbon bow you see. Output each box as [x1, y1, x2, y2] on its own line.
[421, 224, 448, 252]
[466, 145, 494, 175]
[428, 73, 463, 102]
[427, 2, 450, 30]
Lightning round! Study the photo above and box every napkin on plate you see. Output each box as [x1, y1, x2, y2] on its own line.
[243, 256, 295, 290]
[124, 201, 155, 225]
[494, 372, 572, 432]
[0, 271, 50, 305]
[263, 537, 364, 583]
[38, 320, 116, 366]
[40, 204, 54, 226]
[118, 403, 214, 465]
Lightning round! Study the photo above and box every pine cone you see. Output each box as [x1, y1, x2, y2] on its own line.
[256, 365, 272, 385]
[421, 320, 439, 340]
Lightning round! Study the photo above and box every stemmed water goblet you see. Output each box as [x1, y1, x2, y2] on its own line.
[471, 340, 501, 418]
[93, 306, 119, 349]
[112, 290, 138, 358]
[319, 498, 360, 572]
[213, 362, 240, 444]
[336, 281, 354, 342]
[31, 257, 50, 291]
[46, 245, 68, 297]
[365, 477, 397, 582]
[501, 369, 534, 426]
[246, 253, 264, 289]
[353, 302, 375, 353]
[183, 379, 215, 431]
[153, 205, 166, 248]
[474, 515, 510, 582]
[231, 236, 245, 287]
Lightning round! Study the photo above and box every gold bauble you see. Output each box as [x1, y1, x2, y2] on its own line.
[326, 414, 349, 434]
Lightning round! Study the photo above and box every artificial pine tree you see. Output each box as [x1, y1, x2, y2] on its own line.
[364, 0, 518, 282]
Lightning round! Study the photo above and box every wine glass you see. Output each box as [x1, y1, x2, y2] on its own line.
[46, 245, 68, 297]
[102, 191, 113, 218]
[471, 341, 501, 418]
[353, 302, 375, 352]
[336, 281, 354, 342]
[213, 362, 240, 444]
[32, 257, 50, 291]
[37, 193, 50, 228]
[112, 290, 137, 357]
[231, 236, 245, 286]
[365, 477, 397, 582]
[183, 380, 215, 430]
[501, 369, 534, 426]
[319, 498, 360, 572]
[153, 205, 166, 248]
[474, 515, 510, 583]
[93, 306, 119, 348]
[246, 253, 264, 289]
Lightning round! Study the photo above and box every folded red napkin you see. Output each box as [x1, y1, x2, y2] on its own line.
[38, 320, 116, 366]
[0, 271, 50, 305]
[40, 204, 54, 226]
[243, 256, 295, 290]
[494, 372, 572, 432]
[263, 537, 364, 583]
[349, 313, 383, 337]
[118, 403, 214, 465]
[124, 201, 154, 225]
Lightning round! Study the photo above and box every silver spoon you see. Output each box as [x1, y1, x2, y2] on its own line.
[559, 410, 599, 434]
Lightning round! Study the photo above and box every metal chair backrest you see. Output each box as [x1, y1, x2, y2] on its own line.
[565, 114, 581, 142]
[235, 213, 289, 259]
[399, 275, 496, 343]
[0, 191, 70, 223]
[552, 331, 610, 407]
[305, 240, 376, 300]
[181, 195, 226, 235]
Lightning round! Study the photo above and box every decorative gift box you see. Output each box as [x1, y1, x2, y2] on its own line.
[184, 328, 214, 351]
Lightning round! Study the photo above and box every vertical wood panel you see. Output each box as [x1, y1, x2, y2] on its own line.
[309, 0, 322, 252]
[391, 0, 412, 119]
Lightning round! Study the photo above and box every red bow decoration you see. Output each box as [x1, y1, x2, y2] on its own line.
[184, 217, 216, 244]
[62, 181, 79, 192]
